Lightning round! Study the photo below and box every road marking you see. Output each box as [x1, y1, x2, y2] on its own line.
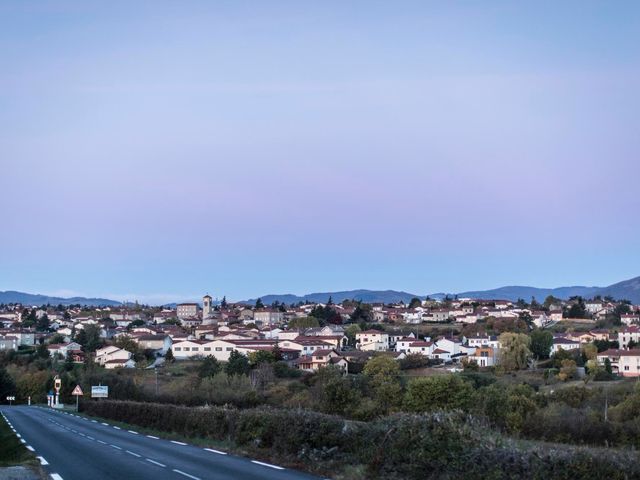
[146, 435, 159, 439]
[172, 469, 200, 480]
[71, 430, 77, 433]
[171, 440, 187, 445]
[16, 433, 21, 438]
[37, 456, 49, 465]
[113, 426, 121, 430]
[20, 439, 26, 444]
[50, 474, 64, 480]
[128, 430, 139, 435]
[92, 420, 98, 423]
[97, 440, 107, 444]
[146, 459, 166, 467]
[251, 460, 284, 470]
[204, 448, 227, 455]
[79, 433, 86, 437]
[101, 423, 109, 426]
[126, 450, 141, 457]
[87, 436, 95, 440]
[110, 444, 122, 450]
[26, 446, 35, 452]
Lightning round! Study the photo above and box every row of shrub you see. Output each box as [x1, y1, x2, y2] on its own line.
[82, 400, 640, 479]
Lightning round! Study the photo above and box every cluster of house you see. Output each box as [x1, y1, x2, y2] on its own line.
[1, 294, 640, 376]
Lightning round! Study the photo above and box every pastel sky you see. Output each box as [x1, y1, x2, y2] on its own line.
[2, 1, 639, 304]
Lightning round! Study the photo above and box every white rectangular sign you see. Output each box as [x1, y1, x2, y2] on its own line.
[91, 386, 109, 398]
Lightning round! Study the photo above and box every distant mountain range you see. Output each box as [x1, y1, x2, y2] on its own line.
[246, 276, 640, 305]
[0, 291, 121, 307]
[2, 275, 640, 307]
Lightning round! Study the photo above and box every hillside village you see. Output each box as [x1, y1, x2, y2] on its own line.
[1, 293, 638, 377]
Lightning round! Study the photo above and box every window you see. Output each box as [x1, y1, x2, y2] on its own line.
[215, 347, 222, 351]
[193, 347, 199, 351]
[625, 365, 630, 371]
[204, 347, 211, 351]
[174, 347, 181, 351]
[226, 347, 233, 351]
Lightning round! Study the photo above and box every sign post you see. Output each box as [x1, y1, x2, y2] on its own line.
[54, 375, 62, 408]
[6, 396, 15, 406]
[91, 385, 109, 399]
[71, 385, 84, 412]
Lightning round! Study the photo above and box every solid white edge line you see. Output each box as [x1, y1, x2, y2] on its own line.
[204, 448, 227, 455]
[37, 456, 49, 465]
[171, 440, 187, 445]
[146, 459, 166, 467]
[146, 435, 159, 439]
[172, 469, 200, 480]
[251, 460, 285, 470]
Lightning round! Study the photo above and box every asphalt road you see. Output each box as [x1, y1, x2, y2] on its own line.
[0, 406, 324, 480]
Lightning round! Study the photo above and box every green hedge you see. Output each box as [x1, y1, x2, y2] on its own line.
[82, 400, 640, 479]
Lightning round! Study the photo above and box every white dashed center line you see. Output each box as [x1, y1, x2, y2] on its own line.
[172, 469, 200, 480]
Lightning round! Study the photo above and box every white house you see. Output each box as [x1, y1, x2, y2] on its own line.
[552, 338, 581, 354]
[356, 330, 389, 351]
[597, 349, 640, 377]
[95, 345, 134, 366]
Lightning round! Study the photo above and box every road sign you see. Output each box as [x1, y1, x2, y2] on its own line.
[72, 385, 84, 396]
[91, 386, 108, 398]
[6, 396, 15, 406]
[54, 375, 61, 393]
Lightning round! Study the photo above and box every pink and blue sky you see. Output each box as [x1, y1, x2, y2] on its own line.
[2, 1, 639, 304]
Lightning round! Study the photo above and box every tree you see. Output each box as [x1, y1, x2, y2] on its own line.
[221, 296, 228, 308]
[558, 359, 577, 381]
[76, 324, 103, 353]
[255, 298, 264, 309]
[628, 339, 637, 349]
[48, 333, 66, 344]
[225, 350, 250, 376]
[198, 356, 221, 378]
[530, 330, 553, 359]
[0, 366, 16, 400]
[312, 366, 359, 415]
[544, 295, 561, 309]
[604, 357, 613, 374]
[409, 297, 422, 309]
[164, 349, 175, 363]
[566, 298, 587, 318]
[248, 350, 275, 366]
[36, 342, 49, 359]
[36, 313, 50, 332]
[498, 333, 531, 371]
[288, 317, 320, 330]
[363, 356, 402, 412]
[63, 353, 75, 372]
[344, 324, 361, 347]
[404, 375, 474, 412]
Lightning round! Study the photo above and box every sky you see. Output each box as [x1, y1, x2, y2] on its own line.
[1, 1, 639, 304]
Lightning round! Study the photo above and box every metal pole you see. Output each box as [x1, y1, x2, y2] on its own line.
[155, 368, 158, 396]
[76, 394, 79, 412]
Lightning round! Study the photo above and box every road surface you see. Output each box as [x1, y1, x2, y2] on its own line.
[0, 406, 324, 480]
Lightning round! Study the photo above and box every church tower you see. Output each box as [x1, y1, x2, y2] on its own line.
[203, 294, 213, 318]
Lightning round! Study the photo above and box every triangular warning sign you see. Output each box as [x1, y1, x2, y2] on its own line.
[72, 385, 83, 396]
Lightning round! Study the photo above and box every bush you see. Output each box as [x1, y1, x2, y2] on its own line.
[81, 400, 640, 479]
